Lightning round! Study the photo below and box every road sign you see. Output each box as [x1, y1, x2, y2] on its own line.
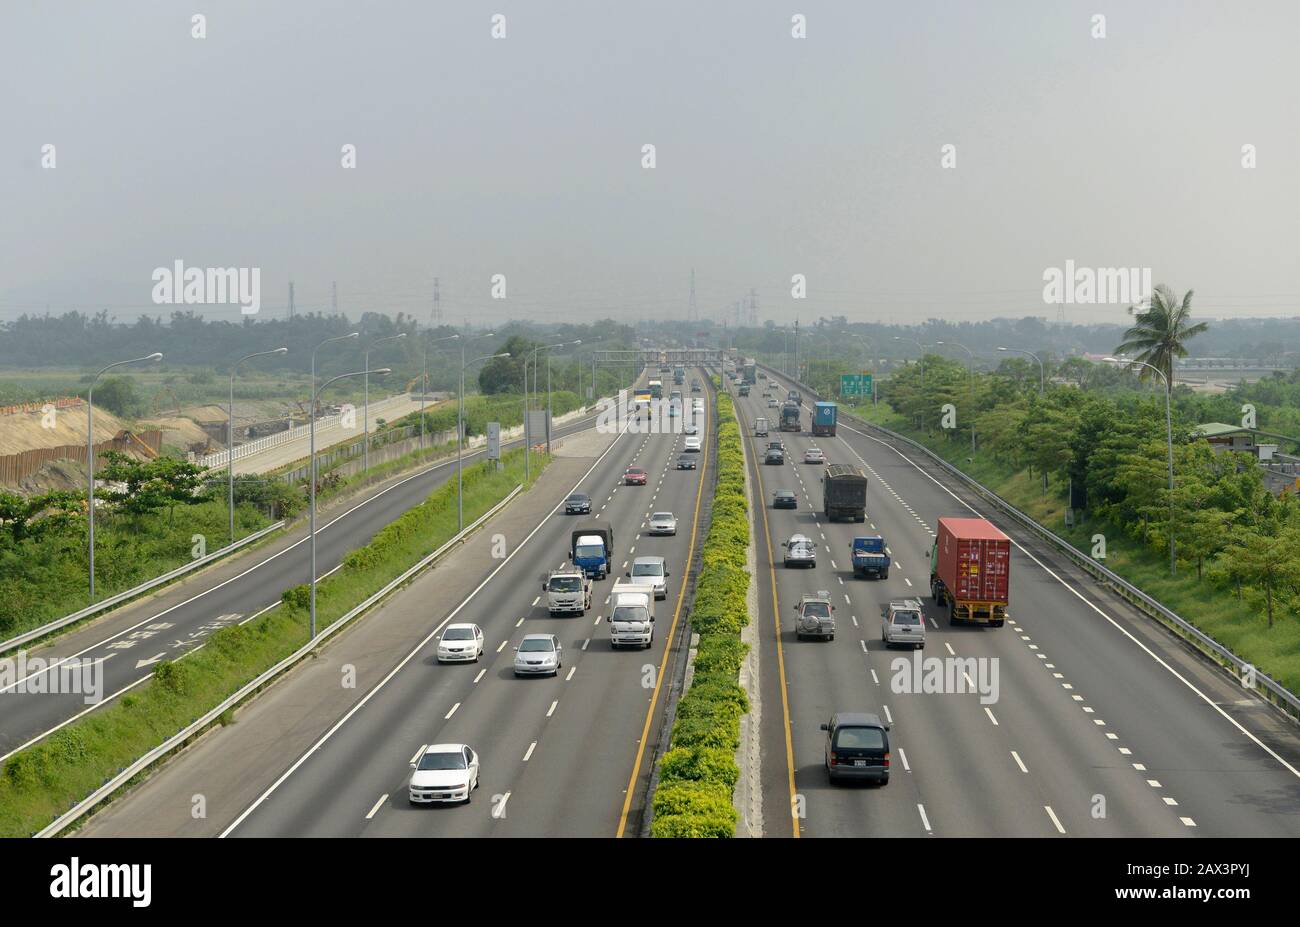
[486, 422, 501, 460]
[840, 374, 873, 397]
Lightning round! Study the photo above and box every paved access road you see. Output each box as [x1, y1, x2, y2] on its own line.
[220, 373, 714, 837]
[0, 400, 618, 762]
[738, 369, 1300, 838]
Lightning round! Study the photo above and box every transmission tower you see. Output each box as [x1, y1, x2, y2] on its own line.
[433, 277, 441, 326]
[331, 281, 338, 314]
[288, 281, 295, 320]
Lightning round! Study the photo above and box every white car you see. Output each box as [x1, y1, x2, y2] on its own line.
[683, 424, 699, 436]
[629, 556, 669, 599]
[436, 623, 485, 663]
[649, 511, 678, 536]
[514, 633, 562, 676]
[683, 435, 702, 452]
[804, 447, 825, 464]
[409, 743, 480, 804]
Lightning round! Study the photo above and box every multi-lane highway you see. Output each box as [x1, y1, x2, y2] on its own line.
[0, 397, 627, 762]
[735, 368, 1300, 838]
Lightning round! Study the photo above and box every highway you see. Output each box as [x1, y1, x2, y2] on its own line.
[736, 368, 1300, 838]
[212, 373, 711, 837]
[0, 397, 626, 762]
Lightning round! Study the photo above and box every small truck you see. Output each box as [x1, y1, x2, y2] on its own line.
[571, 523, 614, 579]
[541, 567, 593, 616]
[850, 535, 890, 579]
[607, 580, 656, 649]
[794, 590, 836, 641]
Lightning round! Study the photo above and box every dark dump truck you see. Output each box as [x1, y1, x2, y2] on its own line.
[823, 464, 867, 522]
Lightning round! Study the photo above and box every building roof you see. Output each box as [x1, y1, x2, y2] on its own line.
[1193, 422, 1249, 438]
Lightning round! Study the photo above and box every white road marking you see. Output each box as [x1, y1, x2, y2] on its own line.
[1011, 751, 1028, 773]
[898, 748, 911, 771]
[984, 707, 999, 726]
[1044, 806, 1066, 834]
[523, 742, 537, 762]
[366, 794, 387, 819]
[917, 804, 932, 833]
[444, 702, 460, 720]
[473, 669, 486, 684]
[547, 700, 558, 717]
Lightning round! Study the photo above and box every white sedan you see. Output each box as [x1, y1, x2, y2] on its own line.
[648, 511, 678, 536]
[683, 435, 702, 452]
[436, 623, 484, 663]
[409, 743, 480, 804]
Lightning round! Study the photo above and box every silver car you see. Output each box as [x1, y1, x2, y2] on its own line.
[648, 512, 678, 536]
[629, 556, 669, 599]
[882, 599, 927, 649]
[782, 534, 817, 568]
[514, 634, 562, 676]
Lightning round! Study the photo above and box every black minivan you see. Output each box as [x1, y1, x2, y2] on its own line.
[821, 712, 890, 785]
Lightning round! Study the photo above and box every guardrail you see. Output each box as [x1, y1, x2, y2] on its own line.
[0, 520, 285, 657]
[753, 362, 1300, 722]
[200, 393, 414, 471]
[35, 482, 524, 837]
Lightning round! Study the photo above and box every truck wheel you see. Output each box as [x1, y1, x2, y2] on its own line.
[880, 569, 889, 580]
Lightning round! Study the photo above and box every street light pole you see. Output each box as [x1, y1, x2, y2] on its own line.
[363, 332, 406, 474]
[1106, 357, 1176, 575]
[310, 331, 359, 516]
[531, 340, 582, 454]
[229, 347, 287, 546]
[936, 341, 976, 453]
[310, 367, 390, 637]
[420, 333, 461, 453]
[460, 351, 511, 530]
[997, 346, 1044, 394]
[893, 336, 927, 386]
[87, 352, 162, 599]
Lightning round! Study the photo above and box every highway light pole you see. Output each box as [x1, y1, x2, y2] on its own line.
[1106, 356, 1176, 575]
[998, 346, 1044, 394]
[229, 347, 287, 546]
[893, 336, 927, 386]
[459, 350, 510, 531]
[531, 340, 582, 454]
[363, 332, 406, 474]
[420, 333, 460, 452]
[310, 331, 359, 515]
[935, 340, 976, 452]
[310, 367, 389, 637]
[87, 352, 162, 599]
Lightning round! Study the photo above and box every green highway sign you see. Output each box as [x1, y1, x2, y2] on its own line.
[840, 373, 873, 397]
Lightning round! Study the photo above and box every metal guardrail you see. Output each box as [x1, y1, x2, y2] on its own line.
[35, 483, 523, 837]
[0, 520, 286, 657]
[755, 362, 1300, 722]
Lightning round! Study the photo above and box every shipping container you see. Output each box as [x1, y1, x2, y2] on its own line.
[812, 401, 838, 436]
[929, 517, 1010, 626]
[823, 464, 867, 522]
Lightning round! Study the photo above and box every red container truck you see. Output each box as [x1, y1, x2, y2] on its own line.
[929, 517, 1010, 626]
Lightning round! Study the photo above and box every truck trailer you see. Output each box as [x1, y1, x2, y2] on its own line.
[779, 402, 801, 432]
[823, 464, 867, 522]
[812, 401, 838, 436]
[929, 517, 1010, 626]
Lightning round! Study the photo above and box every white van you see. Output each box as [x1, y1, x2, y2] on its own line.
[755, 417, 769, 436]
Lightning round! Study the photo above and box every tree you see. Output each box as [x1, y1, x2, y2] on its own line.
[90, 375, 144, 417]
[477, 335, 535, 395]
[97, 451, 211, 524]
[1221, 526, 1300, 628]
[1114, 285, 1209, 392]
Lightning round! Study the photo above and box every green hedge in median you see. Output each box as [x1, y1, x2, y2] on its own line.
[0, 448, 546, 837]
[651, 386, 751, 838]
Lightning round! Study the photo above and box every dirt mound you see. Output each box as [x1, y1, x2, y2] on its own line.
[138, 415, 213, 449]
[17, 458, 87, 494]
[0, 401, 124, 455]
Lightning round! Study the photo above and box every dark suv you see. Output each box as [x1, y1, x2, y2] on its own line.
[565, 493, 592, 515]
[821, 713, 890, 785]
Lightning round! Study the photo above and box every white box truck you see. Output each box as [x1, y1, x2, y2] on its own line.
[607, 580, 656, 649]
[755, 417, 769, 436]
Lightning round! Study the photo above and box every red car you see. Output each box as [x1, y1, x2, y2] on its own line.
[624, 467, 648, 485]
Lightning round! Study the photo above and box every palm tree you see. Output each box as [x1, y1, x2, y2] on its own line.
[1114, 285, 1208, 392]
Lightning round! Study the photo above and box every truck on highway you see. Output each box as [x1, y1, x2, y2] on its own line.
[929, 517, 1010, 627]
[673, 365, 685, 385]
[823, 464, 867, 522]
[742, 359, 757, 385]
[738, 383, 750, 396]
[754, 416, 769, 436]
[849, 535, 890, 579]
[542, 568, 593, 615]
[648, 378, 663, 400]
[607, 579, 656, 649]
[779, 402, 801, 432]
[812, 401, 838, 437]
[571, 524, 614, 579]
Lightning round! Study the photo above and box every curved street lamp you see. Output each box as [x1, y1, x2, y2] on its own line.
[229, 347, 287, 545]
[997, 346, 1044, 394]
[363, 332, 407, 473]
[459, 351, 510, 530]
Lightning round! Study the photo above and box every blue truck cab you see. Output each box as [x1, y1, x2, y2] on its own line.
[571, 524, 614, 579]
[850, 535, 890, 579]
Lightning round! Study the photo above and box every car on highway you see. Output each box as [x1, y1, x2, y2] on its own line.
[821, 713, 890, 785]
[794, 590, 835, 641]
[764, 447, 785, 465]
[514, 634, 563, 677]
[436, 623, 485, 663]
[624, 466, 648, 485]
[676, 454, 697, 470]
[565, 492, 592, 515]
[629, 556, 669, 599]
[768, 397, 778, 408]
[683, 423, 699, 435]
[782, 534, 817, 568]
[648, 511, 678, 536]
[804, 447, 826, 464]
[683, 435, 702, 453]
[409, 744, 480, 804]
[773, 489, 798, 509]
[691, 379, 701, 392]
[882, 598, 926, 649]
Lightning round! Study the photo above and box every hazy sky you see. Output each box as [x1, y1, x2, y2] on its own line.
[3, 0, 1299, 327]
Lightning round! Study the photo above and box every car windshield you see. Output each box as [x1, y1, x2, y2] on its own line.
[418, 752, 467, 771]
[612, 605, 648, 622]
[568, 494, 588, 503]
[519, 638, 554, 652]
[777, 492, 794, 499]
[549, 576, 582, 592]
[444, 628, 474, 640]
[575, 544, 602, 559]
[653, 513, 673, 521]
[801, 601, 831, 618]
[835, 727, 885, 750]
[892, 611, 922, 626]
[790, 540, 814, 554]
[632, 563, 664, 577]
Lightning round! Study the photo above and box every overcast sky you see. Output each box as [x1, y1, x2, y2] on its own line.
[3, 0, 1299, 328]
